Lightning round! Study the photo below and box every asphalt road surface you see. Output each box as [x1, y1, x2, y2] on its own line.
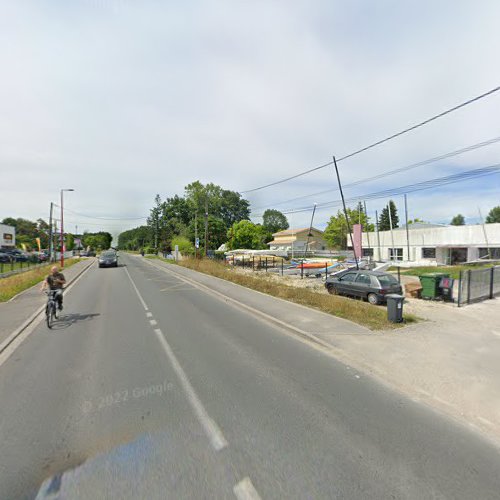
[1, 254, 500, 499]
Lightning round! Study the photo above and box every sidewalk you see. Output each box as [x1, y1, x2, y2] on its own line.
[144, 256, 500, 444]
[0, 259, 95, 345]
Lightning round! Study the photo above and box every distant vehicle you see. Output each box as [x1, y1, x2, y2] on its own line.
[2, 248, 28, 262]
[98, 250, 118, 268]
[79, 250, 89, 257]
[0, 251, 12, 263]
[31, 251, 48, 262]
[87, 250, 96, 257]
[325, 270, 403, 305]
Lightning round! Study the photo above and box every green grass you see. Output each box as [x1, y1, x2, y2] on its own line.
[0, 260, 48, 274]
[0, 259, 80, 302]
[389, 264, 491, 280]
[156, 257, 417, 330]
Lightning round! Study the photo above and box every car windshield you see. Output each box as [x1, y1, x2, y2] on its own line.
[102, 252, 116, 258]
[377, 274, 399, 286]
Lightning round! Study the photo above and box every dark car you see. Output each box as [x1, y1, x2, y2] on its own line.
[0, 251, 12, 263]
[325, 270, 403, 305]
[2, 248, 28, 262]
[98, 250, 118, 268]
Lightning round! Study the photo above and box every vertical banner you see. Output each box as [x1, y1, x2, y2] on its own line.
[353, 224, 362, 261]
[36, 238, 41, 252]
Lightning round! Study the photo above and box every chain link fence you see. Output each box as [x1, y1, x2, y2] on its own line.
[457, 266, 500, 306]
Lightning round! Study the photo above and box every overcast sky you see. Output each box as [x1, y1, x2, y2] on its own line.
[1, 0, 500, 238]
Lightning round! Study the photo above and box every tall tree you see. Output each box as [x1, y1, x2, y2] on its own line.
[485, 206, 500, 223]
[324, 208, 374, 249]
[450, 214, 465, 226]
[262, 209, 289, 234]
[378, 200, 399, 231]
[226, 221, 269, 250]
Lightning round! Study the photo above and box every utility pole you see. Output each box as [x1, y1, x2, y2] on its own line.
[478, 207, 491, 259]
[48, 202, 53, 262]
[303, 203, 317, 258]
[194, 212, 198, 259]
[363, 201, 371, 259]
[204, 196, 209, 257]
[333, 156, 358, 269]
[375, 210, 381, 262]
[388, 202, 396, 262]
[404, 194, 410, 262]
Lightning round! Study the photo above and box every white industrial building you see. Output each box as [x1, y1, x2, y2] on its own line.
[360, 222, 500, 265]
[0, 223, 16, 248]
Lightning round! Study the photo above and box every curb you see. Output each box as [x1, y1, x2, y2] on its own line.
[0, 259, 95, 355]
[142, 257, 334, 351]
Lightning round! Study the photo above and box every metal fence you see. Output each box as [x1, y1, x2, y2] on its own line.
[0, 259, 49, 278]
[457, 266, 500, 306]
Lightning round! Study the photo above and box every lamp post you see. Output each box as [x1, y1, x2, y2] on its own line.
[60, 189, 74, 268]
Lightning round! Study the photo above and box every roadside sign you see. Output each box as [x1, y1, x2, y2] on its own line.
[174, 244, 179, 261]
[195, 238, 200, 249]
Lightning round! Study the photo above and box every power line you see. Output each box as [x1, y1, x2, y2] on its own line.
[240, 84, 500, 194]
[251, 135, 500, 210]
[52, 205, 147, 221]
[252, 164, 500, 217]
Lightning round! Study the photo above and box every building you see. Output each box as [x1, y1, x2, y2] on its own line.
[0, 223, 16, 248]
[360, 222, 500, 264]
[267, 227, 329, 254]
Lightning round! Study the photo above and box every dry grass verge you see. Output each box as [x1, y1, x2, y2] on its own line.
[0, 259, 80, 302]
[150, 257, 417, 330]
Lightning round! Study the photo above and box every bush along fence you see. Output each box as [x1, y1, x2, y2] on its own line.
[457, 265, 500, 306]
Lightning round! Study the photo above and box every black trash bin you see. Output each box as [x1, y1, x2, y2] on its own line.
[386, 294, 404, 323]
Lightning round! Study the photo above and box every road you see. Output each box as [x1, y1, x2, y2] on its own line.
[1, 253, 499, 499]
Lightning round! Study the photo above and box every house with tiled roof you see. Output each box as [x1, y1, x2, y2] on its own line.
[267, 227, 328, 253]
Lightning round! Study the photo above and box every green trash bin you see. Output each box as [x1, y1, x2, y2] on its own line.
[419, 273, 450, 299]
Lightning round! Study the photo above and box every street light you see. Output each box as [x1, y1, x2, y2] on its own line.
[60, 189, 74, 268]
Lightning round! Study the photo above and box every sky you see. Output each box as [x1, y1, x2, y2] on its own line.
[1, 0, 500, 239]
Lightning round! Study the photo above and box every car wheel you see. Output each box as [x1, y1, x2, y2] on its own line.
[327, 284, 338, 295]
[367, 293, 379, 305]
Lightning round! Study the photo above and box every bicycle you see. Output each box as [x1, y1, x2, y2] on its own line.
[45, 289, 60, 328]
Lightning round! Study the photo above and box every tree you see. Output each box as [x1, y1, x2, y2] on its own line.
[485, 206, 500, 223]
[171, 236, 194, 256]
[324, 207, 374, 249]
[117, 226, 152, 250]
[1, 217, 50, 249]
[378, 200, 399, 231]
[226, 221, 269, 250]
[450, 214, 465, 226]
[262, 209, 289, 234]
[82, 232, 112, 251]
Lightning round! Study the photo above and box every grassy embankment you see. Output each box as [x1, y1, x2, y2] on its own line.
[0, 258, 80, 302]
[390, 264, 491, 280]
[146, 255, 417, 330]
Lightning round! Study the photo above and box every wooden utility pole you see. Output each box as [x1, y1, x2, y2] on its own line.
[204, 196, 208, 257]
[404, 194, 410, 261]
[48, 202, 53, 262]
[303, 203, 317, 258]
[333, 156, 358, 269]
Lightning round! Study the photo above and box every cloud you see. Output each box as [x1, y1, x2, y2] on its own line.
[1, 0, 500, 238]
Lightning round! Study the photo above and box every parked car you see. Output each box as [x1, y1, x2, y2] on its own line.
[98, 250, 118, 268]
[0, 251, 12, 263]
[2, 248, 28, 262]
[325, 270, 403, 305]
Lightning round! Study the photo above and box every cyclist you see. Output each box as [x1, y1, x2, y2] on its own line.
[41, 266, 66, 311]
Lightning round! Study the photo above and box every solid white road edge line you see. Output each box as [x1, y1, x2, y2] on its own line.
[124, 266, 149, 311]
[154, 328, 228, 452]
[0, 260, 95, 366]
[124, 263, 228, 451]
[233, 477, 262, 500]
[143, 258, 333, 350]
